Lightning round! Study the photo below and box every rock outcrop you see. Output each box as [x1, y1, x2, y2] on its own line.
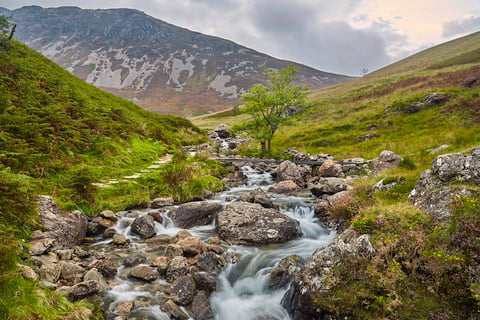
[282, 228, 375, 319]
[409, 146, 480, 221]
[217, 202, 301, 244]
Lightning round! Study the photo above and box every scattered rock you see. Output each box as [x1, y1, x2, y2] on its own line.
[161, 299, 189, 320]
[166, 256, 190, 282]
[274, 160, 308, 186]
[148, 211, 164, 224]
[112, 233, 128, 246]
[103, 227, 116, 239]
[90, 259, 118, 278]
[130, 266, 158, 282]
[151, 197, 175, 208]
[59, 262, 85, 285]
[83, 268, 108, 292]
[314, 159, 343, 177]
[169, 275, 196, 305]
[176, 237, 205, 256]
[191, 291, 214, 320]
[131, 215, 156, 239]
[269, 180, 299, 194]
[309, 177, 349, 196]
[214, 124, 230, 139]
[269, 255, 302, 290]
[217, 202, 301, 245]
[460, 76, 478, 88]
[67, 280, 103, 300]
[373, 150, 402, 172]
[100, 210, 118, 221]
[113, 300, 134, 315]
[196, 252, 222, 272]
[18, 264, 38, 280]
[39, 262, 61, 283]
[252, 188, 274, 208]
[422, 92, 448, 106]
[170, 202, 223, 228]
[123, 255, 147, 267]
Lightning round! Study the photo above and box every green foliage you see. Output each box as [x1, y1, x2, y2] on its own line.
[0, 14, 10, 35]
[238, 65, 308, 152]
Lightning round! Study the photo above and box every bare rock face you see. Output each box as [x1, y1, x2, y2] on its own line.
[217, 202, 301, 245]
[131, 215, 157, 239]
[28, 196, 88, 255]
[170, 201, 223, 228]
[409, 146, 480, 221]
[282, 228, 375, 319]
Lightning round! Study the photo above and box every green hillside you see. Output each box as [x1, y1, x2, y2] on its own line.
[0, 38, 224, 319]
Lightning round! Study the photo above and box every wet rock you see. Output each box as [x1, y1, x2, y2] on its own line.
[73, 246, 90, 259]
[123, 255, 147, 267]
[100, 210, 118, 221]
[196, 252, 221, 272]
[252, 188, 274, 208]
[269, 255, 302, 290]
[113, 300, 134, 315]
[373, 150, 402, 172]
[309, 177, 349, 196]
[217, 202, 301, 245]
[67, 280, 103, 300]
[193, 273, 217, 295]
[161, 299, 189, 320]
[169, 275, 196, 305]
[130, 266, 158, 282]
[171, 230, 193, 243]
[103, 227, 116, 239]
[131, 215, 156, 239]
[165, 244, 184, 258]
[283, 228, 374, 319]
[90, 259, 118, 278]
[148, 211, 164, 224]
[112, 233, 128, 246]
[191, 291, 214, 320]
[92, 216, 116, 229]
[176, 237, 205, 256]
[150, 197, 175, 208]
[315, 159, 343, 177]
[268, 180, 299, 194]
[170, 202, 223, 228]
[166, 256, 190, 282]
[152, 256, 169, 275]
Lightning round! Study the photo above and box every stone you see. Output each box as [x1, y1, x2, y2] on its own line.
[68, 280, 102, 300]
[165, 244, 184, 258]
[176, 237, 204, 256]
[18, 264, 38, 280]
[103, 227, 116, 239]
[217, 202, 301, 245]
[315, 160, 343, 177]
[214, 124, 230, 138]
[56, 249, 73, 261]
[169, 275, 196, 305]
[92, 216, 116, 229]
[112, 233, 128, 245]
[196, 252, 221, 272]
[100, 210, 118, 221]
[166, 256, 190, 282]
[152, 256, 169, 275]
[27, 238, 55, 256]
[83, 268, 108, 292]
[123, 255, 147, 267]
[161, 300, 189, 320]
[39, 262, 61, 283]
[170, 202, 223, 228]
[460, 76, 478, 88]
[422, 92, 448, 106]
[274, 160, 307, 186]
[60, 262, 85, 285]
[131, 215, 156, 239]
[282, 228, 374, 319]
[193, 273, 217, 295]
[191, 291, 214, 320]
[269, 255, 302, 290]
[373, 150, 402, 172]
[130, 266, 158, 282]
[309, 177, 349, 196]
[151, 197, 174, 208]
[113, 300, 134, 315]
[171, 230, 193, 243]
[148, 211, 164, 224]
[268, 180, 299, 194]
[252, 188, 274, 208]
[89, 259, 118, 278]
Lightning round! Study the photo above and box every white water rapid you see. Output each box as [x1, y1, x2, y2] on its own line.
[91, 165, 335, 320]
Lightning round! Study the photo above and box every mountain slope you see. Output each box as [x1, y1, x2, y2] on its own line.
[1, 6, 354, 116]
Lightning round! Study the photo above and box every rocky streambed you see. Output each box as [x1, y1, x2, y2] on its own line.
[22, 150, 381, 320]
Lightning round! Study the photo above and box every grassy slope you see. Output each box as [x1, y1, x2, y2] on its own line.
[191, 31, 480, 318]
[0, 38, 216, 319]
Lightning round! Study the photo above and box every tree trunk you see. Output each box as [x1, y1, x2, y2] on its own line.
[261, 141, 266, 153]
[267, 139, 272, 152]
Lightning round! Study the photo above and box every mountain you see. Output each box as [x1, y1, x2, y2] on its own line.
[0, 6, 354, 116]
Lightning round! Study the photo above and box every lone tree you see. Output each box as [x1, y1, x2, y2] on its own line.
[239, 65, 308, 153]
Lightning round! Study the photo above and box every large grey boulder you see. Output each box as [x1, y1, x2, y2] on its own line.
[308, 177, 349, 197]
[27, 196, 88, 255]
[131, 215, 156, 238]
[373, 150, 402, 172]
[217, 202, 301, 245]
[274, 160, 309, 186]
[282, 228, 374, 319]
[170, 201, 223, 228]
[170, 275, 196, 305]
[409, 146, 480, 221]
[314, 159, 343, 177]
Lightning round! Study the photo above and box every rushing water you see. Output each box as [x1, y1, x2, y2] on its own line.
[93, 166, 335, 320]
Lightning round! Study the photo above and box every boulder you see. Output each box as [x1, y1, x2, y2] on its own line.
[315, 160, 343, 177]
[422, 92, 448, 106]
[214, 124, 230, 138]
[166, 256, 190, 282]
[196, 252, 222, 272]
[59, 262, 85, 285]
[28, 196, 88, 253]
[274, 160, 308, 185]
[89, 259, 118, 278]
[282, 228, 375, 319]
[409, 146, 480, 221]
[170, 202, 223, 228]
[99, 210, 118, 221]
[150, 197, 175, 208]
[113, 301, 134, 315]
[112, 233, 128, 246]
[123, 255, 147, 267]
[176, 237, 205, 256]
[309, 177, 349, 196]
[169, 275, 196, 305]
[161, 300, 189, 320]
[148, 211, 164, 223]
[66, 280, 103, 300]
[460, 76, 478, 88]
[131, 215, 156, 239]
[373, 150, 402, 172]
[252, 188, 274, 208]
[130, 265, 158, 282]
[39, 263, 61, 283]
[269, 180, 299, 194]
[152, 256, 169, 275]
[217, 202, 301, 245]
[269, 255, 302, 290]
[191, 291, 214, 320]
[83, 268, 108, 292]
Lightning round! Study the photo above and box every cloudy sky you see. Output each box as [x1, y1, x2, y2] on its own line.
[2, 0, 480, 76]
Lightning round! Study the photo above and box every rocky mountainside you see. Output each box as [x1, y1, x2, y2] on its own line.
[1, 6, 354, 115]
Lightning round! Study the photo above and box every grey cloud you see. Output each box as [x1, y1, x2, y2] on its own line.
[442, 16, 480, 37]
